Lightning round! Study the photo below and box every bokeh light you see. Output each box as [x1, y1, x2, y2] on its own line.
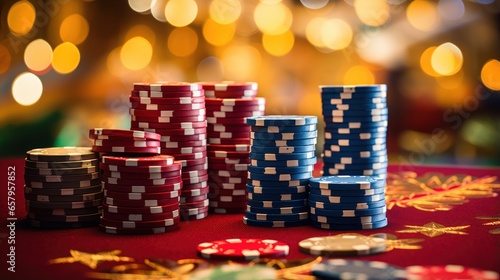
[221, 45, 261, 80]
[203, 18, 235, 46]
[354, 0, 390, 27]
[306, 17, 327, 48]
[197, 56, 224, 81]
[343, 65, 375, 85]
[168, 27, 198, 57]
[126, 25, 157, 46]
[300, 0, 329, 9]
[431, 42, 463, 76]
[128, 0, 152, 13]
[120, 36, 153, 71]
[11, 72, 43, 106]
[52, 42, 81, 74]
[262, 30, 295, 56]
[165, 0, 198, 27]
[0, 44, 12, 75]
[151, 0, 167, 22]
[420, 46, 441, 77]
[481, 59, 500, 91]
[209, 0, 242, 24]
[406, 0, 440, 31]
[254, 2, 293, 35]
[7, 1, 36, 36]
[60, 14, 89, 45]
[321, 18, 353, 50]
[24, 39, 53, 73]
[438, 0, 465, 21]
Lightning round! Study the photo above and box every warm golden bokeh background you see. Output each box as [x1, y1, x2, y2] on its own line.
[1, 0, 499, 165]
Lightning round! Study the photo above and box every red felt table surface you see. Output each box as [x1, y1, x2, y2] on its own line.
[0, 158, 499, 280]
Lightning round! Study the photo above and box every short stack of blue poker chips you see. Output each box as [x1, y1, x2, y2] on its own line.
[307, 175, 388, 230]
[320, 84, 388, 178]
[244, 115, 318, 227]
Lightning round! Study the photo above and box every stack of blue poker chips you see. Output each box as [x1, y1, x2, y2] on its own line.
[243, 116, 318, 227]
[320, 85, 388, 178]
[308, 175, 387, 230]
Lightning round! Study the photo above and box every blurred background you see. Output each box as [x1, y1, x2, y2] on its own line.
[0, 0, 499, 166]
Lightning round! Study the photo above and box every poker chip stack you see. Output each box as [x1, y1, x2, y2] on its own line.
[89, 128, 183, 234]
[23, 147, 102, 229]
[200, 82, 265, 214]
[243, 116, 318, 227]
[308, 175, 387, 230]
[129, 82, 209, 220]
[320, 84, 388, 178]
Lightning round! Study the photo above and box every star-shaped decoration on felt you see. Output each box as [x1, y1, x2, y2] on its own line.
[49, 249, 133, 269]
[396, 222, 470, 237]
[370, 233, 425, 251]
[476, 215, 500, 234]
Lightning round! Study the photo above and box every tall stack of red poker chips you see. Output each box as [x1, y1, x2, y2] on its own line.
[129, 82, 209, 220]
[199, 82, 265, 214]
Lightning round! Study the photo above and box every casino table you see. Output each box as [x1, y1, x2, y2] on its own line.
[0, 158, 499, 279]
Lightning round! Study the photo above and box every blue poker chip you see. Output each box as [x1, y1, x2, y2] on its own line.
[251, 138, 317, 147]
[324, 138, 386, 146]
[246, 184, 307, 194]
[325, 144, 386, 153]
[325, 96, 386, 105]
[311, 259, 407, 280]
[249, 178, 310, 187]
[310, 218, 388, 230]
[243, 216, 309, 228]
[323, 103, 387, 110]
[324, 120, 388, 129]
[309, 186, 385, 196]
[247, 198, 307, 208]
[249, 151, 316, 161]
[309, 176, 385, 189]
[325, 126, 387, 135]
[323, 168, 387, 177]
[251, 124, 317, 133]
[248, 165, 314, 175]
[251, 145, 315, 154]
[250, 131, 317, 140]
[310, 205, 387, 217]
[248, 171, 312, 181]
[248, 191, 307, 201]
[246, 205, 308, 214]
[319, 84, 387, 92]
[322, 108, 388, 117]
[246, 115, 318, 126]
[326, 114, 388, 123]
[309, 213, 387, 224]
[308, 193, 385, 204]
[324, 132, 386, 140]
[250, 158, 317, 168]
[322, 155, 387, 164]
[321, 92, 387, 101]
[245, 211, 308, 222]
[323, 149, 387, 158]
[308, 199, 387, 210]
[321, 162, 388, 171]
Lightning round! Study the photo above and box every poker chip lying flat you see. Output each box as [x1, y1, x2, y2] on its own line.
[246, 115, 318, 126]
[405, 265, 500, 280]
[189, 264, 276, 280]
[26, 147, 98, 162]
[310, 218, 388, 230]
[312, 259, 407, 280]
[243, 216, 309, 228]
[197, 238, 289, 261]
[89, 128, 161, 141]
[299, 234, 386, 257]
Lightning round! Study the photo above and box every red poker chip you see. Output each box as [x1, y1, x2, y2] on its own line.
[171, 151, 207, 160]
[207, 117, 250, 125]
[207, 169, 247, 178]
[209, 188, 246, 197]
[210, 194, 247, 202]
[162, 146, 206, 155]
[130, 96, 205, 105]
[133, 82, 202, 92]
[181, 186, 210, 197]
[207, 162, 248, 172]
[104, 189, 180, 200]
[100, 216, 180, 229]
[129, 108, 205, 117]
[99, 223, 180, 235]
[205, 91, 257, 99]
[103, 202, 179, 214]
[177, 157, 207, 168]
[91, 145, 160, 154]
[182, 169, 208, 179]
[206, 110, 264, 118]
[180, 210, 208, 221]
[209, 124, 251, 133]
[209, 182, 247, 190]
[131, 115, 206, 123]
[207, 150, 250, 158]
[89, 128, 161, 141]
[105, 196, 179, 207]
[130, 89, 204, 98]
[182, 181, 208, 191]
[182, 174, 209, 185]
[130, 101, 205, 111]
[93, 139, 160, 148]
[146, 127, 207, 136]
[205, 97, 264, 106]
[208, 138, 251, 145]
[205, 104, 265, 112]
[92, 135, 151, 142]
[104, 176, 182, 186]
[161, 134, 206, 142]
[197, 238, 289, 261]
[100, 161, 182, 173]
[102, 169, 181, 180]
[131, 120, 207, 130]
[209, 200, 247, 208]
[163, 139, 207, 149]
[208, 157, 251, 165]
[198, 82, 257, 91]
[180, 193, 208, 203]
[101, 155, 175, 167]
[182, 162, 208, 172]
[207, 144, 250, 152]
[207, 131, 250, 139]
[208, 176, 246, 185]
[102, 182, 182, 193]
[179, 198, 209, 209]
[209, 207, 246, 214]
[102, 208, 179, 221]
[406, 265, 499, 280]
[179, 205, 209, 216]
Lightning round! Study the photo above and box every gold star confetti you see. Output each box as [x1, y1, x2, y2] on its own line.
[370, 233, 425, 251]
[397, 222, 470, 237]
[49, 249, 133, 269]
[476, 215, 500, 234]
